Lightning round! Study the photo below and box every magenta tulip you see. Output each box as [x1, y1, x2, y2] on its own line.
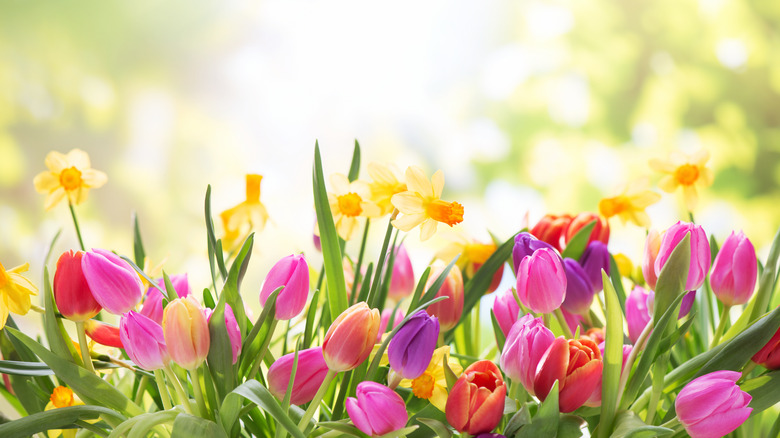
[259, 254, 310, 321]
[268, 347, 331, 405]
[82, 248, 144, 315]
[120, 311, 168, 371]
[388, 310, 439, 379]
[140, 274, 191, 324]
[346, 382, 408, 436]
[500, 314, 555, 395]
[388, 244, 415, 300]
[626, 286, 652, 344]
[492, 288, 520, 337]
[516, 248, 567, 313]
[654, 222, 710, 292]
[53, 250, 101, 321]
[561, 258, 594, 315]
[675, 371, 752, 438]
[710, 231, 757, 306]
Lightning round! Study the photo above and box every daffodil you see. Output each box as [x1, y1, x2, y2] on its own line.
[598, 179, 661, 228]
[327, 173, 381, 241]
[45, 386, 85, 438]
[367, 162, 407, 215]
[220, 174, 269, 252]
[649, 149, 713, 211]
[33, 149, 107, 211]
[0, 262, 38, 329]
[435, 232, 496, 278]
[391, 167, 464, 241]
[398, 346, 462, 411]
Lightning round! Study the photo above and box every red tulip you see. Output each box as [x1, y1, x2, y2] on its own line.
[445, 360, 506, 435]
[84, 320, 123, 348]
[531, 214, 573, 252]
[753, 325, 780, 370]
[534, 336, 603, 413]
[424, 266, 464, 331]
[564, 212, 610, 246]
[53, 250, 101, 321]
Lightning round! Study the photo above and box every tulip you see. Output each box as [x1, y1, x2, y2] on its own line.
[654, 222, 710, 292]
[752, 325, 780, 370]
[346, 382, 408, 436]
[561, 258, 594, 315]
[120, 311, 168, 371]
[388, 310, 439, 380]
[675, 371, 752, 438]
[206, 304, 242, 365]
[475, 435, 507, 438]
[579, 241, 611, 293]
[388, 244, 415, 300]
[492, 288, 520, 337]
[445, 360, 506, 435]
[424, 266, 464, 331]
[322, 302, 380, 372]
[564, 212, 610, 246]
[560, 307, 584, 334]
[162, 296, 210, 370]
[530, 214, 573, 252]
[81, 249, 144, 315]
[710, 231, 757, 306]
[53, 250, 101, 321]
[377, 307, 405, 342]
[642, 229, 662, 289]
[534, 336, 603, 413]
[512, 232, 556, 272]
[268, 347, 330, 405]
[140, 274, 191, 324]
[500, 314, 554, 395]
[84, 320, 123, 348]
[586, 327, 605, 345]
[259, 254, 310, 321]
[516, 248, 567, 314]
[625, 286, 652, 344]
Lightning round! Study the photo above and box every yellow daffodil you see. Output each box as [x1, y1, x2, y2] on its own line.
[598, 179, 661, 228]
[45, 386, 85, 438]
[220, 174, 269, 252]
[391, 167, 464, 241]
[327, 173, 381, 240]
[367, 162, 407, 215]
[435, 232, 496, 278]
[0, 262, 38, 329]
[398, 346, 462, 411]
[649, 149, 713, 211]
[33, 149, 107, 211]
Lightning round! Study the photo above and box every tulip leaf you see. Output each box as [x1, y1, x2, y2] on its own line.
[653, 234, 690, 328]
[557, 414, 587, 438]
[419, 256, 459, 309]
[610, 411, 673, 438]
[406, 266, 431, 313]
[740, 370, 780, 415]
[203, 287, 216, 309]
[313, 141, 349, 319]
[0, 359, 119, 376]
[221, 233, 253, 337]
[417, 418, 452, 438]
[515, 381, 559, 438]
[220, 380, 305, 438]
[504, 403, 532, 437]
[238, 288, 279, 378]
[205, 184, 229, 281]
[442, 354, 458, 391]
[560, 220, 596, 260]
[608, 254, 626, 312]
[172, 413, 228, 438]
[490, 310, 506, 351]
[303, 289, 320, 349]
[0, 317, 54, 413]
[348, 139, 361, 182]
[316, 421, 370, 438]
[207, 299, 235, 399]
[42, 267, 78, 364]
[132, 212, 146, 266]
[109, 409, 180, 438]
[162, 271, 180, 300]
[599, 270, 624, 438]
[0, 405, 125, 438]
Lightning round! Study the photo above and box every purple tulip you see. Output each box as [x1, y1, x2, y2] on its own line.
[499, 314, 555, 396]
[259, 254, 310, 320]
[388, 310, 439, 380]
[120, 311, 168, 371]
[626, 286, 652, 344]
[206, 304, 242, 364]
[675, 371, 752, 438]
[655, 222, 710, 292]
[512, 232, 556, 272]
[377, 308, 405, 342]
[579, 241, 611, 293]
[710, 231, 757, 306]
[140, 274, 191, 324]
[516, 248, 567, 314]
[388, 244, 415, 300]
[561, 258, 595, 315]
[267, 347, 330, 406]
[346, 382, 408, 436]
[492, 288, 520, 337]
[82, 248, 144, 315]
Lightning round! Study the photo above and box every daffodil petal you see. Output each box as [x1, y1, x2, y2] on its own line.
[33, 172, 60, 193]
[330, 173, 351, 195]
[45, 187, 67, 211]
[45, 151, 69, 174]
[419, 219, 438, 241]
[66, 149, 91, 170]
[392, 213, 426, 232]
[431, 170, 445, 198]
[82, 169, 107, 188]
[405, 166, 433, 197]
[391, 192, 425, 214]
[657, 175, 678, 193]
[682, 185, 699, 211]
[691, 149, 710, 166]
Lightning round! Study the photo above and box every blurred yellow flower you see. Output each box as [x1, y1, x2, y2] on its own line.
[45, 386, 84, 438]
[367, 162, 407, 215]
[398, 346, 462, 411]
[0, 262, 38, 329]
[649, 149, 713, 211]
[33, 149, 107, 211]
[435, 232, 496, 278]
[220, 174, 269, 252]
[598, 179, 661, 228]
[391, 166, 464, 241]
[327, 173, 380, 240]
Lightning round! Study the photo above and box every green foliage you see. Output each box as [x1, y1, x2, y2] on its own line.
[0, 405, 125, 438]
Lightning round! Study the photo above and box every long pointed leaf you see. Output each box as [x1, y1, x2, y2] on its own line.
[599, 270, 624, 438]
[0, 405, 125, 438]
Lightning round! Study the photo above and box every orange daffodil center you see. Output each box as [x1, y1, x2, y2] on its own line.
[598, 178, 661, 228]
[391, 166, 464, 241]
[50, 386, 75, 408]
[674, 164, 700, 186]
[59, 167, 83, 191]
[33, 149, 107, 211]
[220, 174, 270, 252]
[337, 192, 364, 217]
[411, 371, 436, 398]
[649, 148, 713, 212]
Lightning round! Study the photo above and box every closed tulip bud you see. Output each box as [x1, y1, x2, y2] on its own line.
[585, 327, 605, 345]
[346, 382, 408, 437]
[492, 288, 520, 337]
[53, 250, 101, 321]
[163, 296, 210, 370]
[579, 241, 611, 293]
[268, 347, 330, 405]
[388, 244, 415, 300]
[388, 310, 439, 380]
[512, 232, 556, 272]
[710, 231, 757, 306]
[531, 214, 573, 252]
[626, 286, 652, 344]
[140, 274, 191, 324]
[500, 314, 554, 396]
[81, 249, 144, 315]
[561, 258, 595, 315]
[534, 336, 603, 413]
[206, 304, 242, 365]
[565, 212, 610, 246]
[516, 248, 567, 314]
[323, 302, 380, 372]
[424, 266, 464, 331]
[475, 435, 507, 438]
[84, 320, 123, 348]
[642, 229, 662, 289]
[655, 222, 710, 292]
[377, 308, 405, 342]
[752, 325, 780, 370]
[259, 254, 310, 321]
[675, 371, 752, 438]
[445, 360, 506, 435]
[120, 311, 168, 371]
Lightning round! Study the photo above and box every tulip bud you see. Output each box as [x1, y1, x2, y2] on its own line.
[516, 248, 567, 314]
[585, 327, 605, 345]
[268, 347, 330, 405]
[445, 360, 506, 435]
[625, 286, 652, 344]
[752, 326, 780, 370]
[346, 382, 408, 437]
[642, 229, 662, 289]
[564, 212, 610, 246]
[579, 241, 611, 293]
[424, 266, 464, 332]
[323, 302, 380, 372]
[206, 304, 242, 365]
[654, 222, 710, 292]
[534, 336, 603, 413]
[259, 254, 310, 321]
[388, 244, 415, 300]
[84, 320, 123, 348]
[492, 288, 520, 337]
[120, 311, 168, 371]
[500, 314, 554, 396]
[53, 250, 101, 321]
[561, 258, 595, 315]
[710, 231, 757, 306]
[512, 232, 556, 272]
[530, 214, 573, 252]
[82, 249, 144, 315]
[377, 308, 405, 342]
[388, 310, 439, 380]
[675, 371, 752, 438]
[162, 296, 210, 370]
[140, 274, 191, 324]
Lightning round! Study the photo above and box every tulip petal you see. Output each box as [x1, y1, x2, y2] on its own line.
[534, 337, 569, 401]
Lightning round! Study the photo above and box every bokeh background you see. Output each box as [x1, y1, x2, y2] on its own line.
[2, 0, 780, 319]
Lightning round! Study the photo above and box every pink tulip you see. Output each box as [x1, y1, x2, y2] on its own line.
[259, 254, 310, 321]
[206, 304, 242, 365]
[388, 245, 415, 300]
[642, 229, 661, 289]
[626, 286, 652, 344]
[492, 288, 520, 337]
[675, 371, 752, 438]
[377, 308, 405, 342]
[500, 314, 554, 395]
[120, 311, 168, 371]
[424, 266, 464, 331]
[654, 222, 710, 292]
[268, 347, 331, 405]
[53, 250, 101, 321]
[162, 297, 210, 370]
[81, 248, 144, 315]
[322, 302, 380, 372]
[516, 248, 567, 313]
[346, 382, 408, 436]
[710, 231, 757, 306]
[140, 274, 191, 324]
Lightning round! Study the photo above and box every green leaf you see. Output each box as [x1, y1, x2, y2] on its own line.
[442, 354, 458, 391]
[205, 185, 229, 280]
[120, 255, 167, 298]
[504, 403, 532, 437]
[515, 380, 559, 438]
[312, 141, 349, 318]
[561, 220, 596, 260]
[203, 287, 216, 309]
[406, 267, 432, 313]
[172, 413, 228, 438]
[557, 414, 586, 438]
[163, 271, 180, 300]
[742, 370, 780, 415]
[419, 257, 459, 308]
[653, 234, 690, 328]
[599, 271, 624, 438]
[207, 299, 235, 399]
[220, 380, 305, 438]
[239, 288, 279, 377]
[221, 234, 253, 337]
[611, 411, 673, 438]
[0, 405, 125, 438]
[608, 254, 627, 312]
[132, 212, 146, 266]
[0, 359, 118, 376]
[108, 410, 179, 438]
[416, 418, 452, 438]
[490, 310, 506, 351]
[317, 421, 370, 438]
[303, 289, 320, 349]
[42, 267, 77, 364]
[348, 140, 361, 182]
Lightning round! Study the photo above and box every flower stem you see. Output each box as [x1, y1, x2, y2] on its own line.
[154, 369, 173, 410]
[249, 318, 279, 380]
[660, 417, 681, 431]
[553, 308, 573, 339]
[68, 200, 86, 251]
[617, 320, 653, 409]
[297, 369, 336, 432]
[75, 321, 95, 374]
[134, 375, 149, 406]
[710, 305, 731, 348]
[191, 367, 209, 418]
[164, 365, 195, 415]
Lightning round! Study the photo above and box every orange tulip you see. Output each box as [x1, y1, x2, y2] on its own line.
[445, 360, 506, 435]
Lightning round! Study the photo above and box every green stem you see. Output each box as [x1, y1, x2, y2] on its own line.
[154, 369, 173, 410]
[617, 320, 653, 409]
[741, 361, 758, 381]
[297, 369, 337, 432]
[710, 305, 731, 348]
[553, 308, 573, 339]
[75, 321, 95, 374]
[542, 312, 551, 330]
[350, 219, 371, 304]
[164, 365, 195, 415]
[474, 300, 481, 355]
[191, 367, 209, 418]
[367, 214, 396, 308]
[645, 352, 669, 424]
[249, 318, 279, 379]
[134, 375, 149, 406]
[68, 200, 86, 251]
